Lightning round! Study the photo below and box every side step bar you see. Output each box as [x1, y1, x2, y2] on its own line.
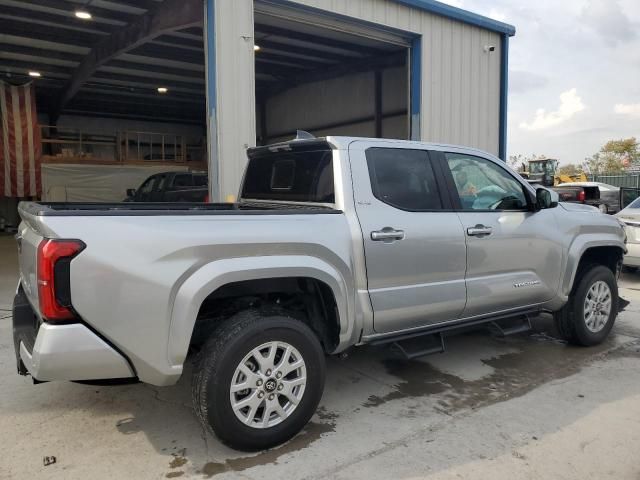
[489, 315, 532, 337]
[391, 334, 445, 361]
[371, 313, 535, 361]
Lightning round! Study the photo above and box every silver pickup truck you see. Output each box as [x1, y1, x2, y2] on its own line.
[12, 136, 626, 451]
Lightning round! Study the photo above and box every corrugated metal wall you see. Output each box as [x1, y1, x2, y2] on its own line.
[292, 0, 502, 154]
[265, 66, 408, 143]
[209, 0, 503, 200]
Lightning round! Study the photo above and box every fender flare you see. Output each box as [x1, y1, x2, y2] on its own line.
[561, 237, 624, 297]
[167, 255, 353, 368]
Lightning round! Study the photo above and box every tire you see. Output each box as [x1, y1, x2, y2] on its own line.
[598, 204, 609, 214]
[554, 265, 618, 346]
[192, 308, 326, 451]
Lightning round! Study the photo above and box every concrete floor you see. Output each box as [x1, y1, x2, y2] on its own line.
[1, 233, 640, 479]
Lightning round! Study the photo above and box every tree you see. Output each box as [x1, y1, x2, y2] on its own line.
[602, 137, 639, 166]
[584, 137, 637, 174]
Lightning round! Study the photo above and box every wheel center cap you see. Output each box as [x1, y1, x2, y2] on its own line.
[264, 379, 277, 392]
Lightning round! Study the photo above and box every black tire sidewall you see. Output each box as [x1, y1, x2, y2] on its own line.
[571, 266, 618, 346]
[202, 316, 325, 451]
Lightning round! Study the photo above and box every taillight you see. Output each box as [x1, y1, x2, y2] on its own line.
[204, 194, 210, 203]
[37, 239, 85, 322]
[578, 191, 586, 202]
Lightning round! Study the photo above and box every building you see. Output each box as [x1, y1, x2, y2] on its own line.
[0, 0, 515, 210]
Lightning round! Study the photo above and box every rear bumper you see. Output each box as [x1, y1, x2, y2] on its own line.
[624, 243, 640, 267]
[13, 286, 134, 382]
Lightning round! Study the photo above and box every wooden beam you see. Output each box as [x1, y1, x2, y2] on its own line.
[52, 0, 203, 120]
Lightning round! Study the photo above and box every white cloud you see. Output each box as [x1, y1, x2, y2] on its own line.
[439, 0, 465, 8]
[581, 0, 636, 46]
[519, 89, 586, 131]
[614, 103, 640, 118]
[487, 8, 507, 22]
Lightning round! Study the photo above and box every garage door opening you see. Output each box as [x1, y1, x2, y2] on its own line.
[0, 1, 208, 207]
[253, 9, 411, 145]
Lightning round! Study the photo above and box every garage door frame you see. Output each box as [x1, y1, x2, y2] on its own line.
[204, 0, 423, 201]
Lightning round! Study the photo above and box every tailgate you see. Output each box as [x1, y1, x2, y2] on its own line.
[16, 221, 44, 313]
[553, 186, 600, 202]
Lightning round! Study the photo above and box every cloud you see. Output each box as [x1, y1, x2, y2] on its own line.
[509, 71, 548, 94]
[439, 0, 465, 8]
[581, 0, 636, 46]
[614, 103, 640, 118]
[520, 89, 586, 131]
[487, 8, 507, 22]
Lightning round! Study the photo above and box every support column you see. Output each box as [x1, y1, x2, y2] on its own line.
[204, 0, 256, 202]
[409, 36, 422, 141]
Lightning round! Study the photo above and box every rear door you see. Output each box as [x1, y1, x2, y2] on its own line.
[150, 174, 169, 202]
[349, 142, 467, 333]
[135, 175, 158, 202]
[439, 151, 563, 318]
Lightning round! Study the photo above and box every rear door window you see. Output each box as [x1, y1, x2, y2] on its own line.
[172, 174, 193, 188]
[366, 148, 443, 211]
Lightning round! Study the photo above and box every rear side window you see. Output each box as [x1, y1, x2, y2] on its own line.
[366, 148, 443, 211]
[242, 150, 334, 203]
[173, 174, 193, 187]
[193, 175, 208, 187]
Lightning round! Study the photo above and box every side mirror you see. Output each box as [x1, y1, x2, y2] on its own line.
[536, 187, 557, 210]
[126, 188, 136, 197]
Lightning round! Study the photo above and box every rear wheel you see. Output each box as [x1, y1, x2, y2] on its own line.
[598, 204, 609, 214]
[554, 265, 618, 346]
[192, 309, 325, 451]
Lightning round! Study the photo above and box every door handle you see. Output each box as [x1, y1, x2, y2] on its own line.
[371, 228, 405, 242]
[466, 225, 493, 237]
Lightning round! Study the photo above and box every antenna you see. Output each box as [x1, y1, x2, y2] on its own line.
[294, 130, 315, 141]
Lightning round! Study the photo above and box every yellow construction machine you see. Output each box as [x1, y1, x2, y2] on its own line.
[521, 158, 587, 187]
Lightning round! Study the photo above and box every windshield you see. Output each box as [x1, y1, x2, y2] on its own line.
[628, 197, 640, 209]
[529, 161, 554, 175]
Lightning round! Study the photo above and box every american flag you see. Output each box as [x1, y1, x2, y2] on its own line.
[0, 80, 42, 198]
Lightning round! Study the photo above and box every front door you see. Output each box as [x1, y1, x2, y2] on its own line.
[350, 143, 467, 334]
[440, 151, 564, 318]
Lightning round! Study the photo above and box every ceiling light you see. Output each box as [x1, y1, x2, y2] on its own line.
[28, 71, 41, 78]
[157, 87, 168, 94]
[254, 45, 261, 52]
[75, 10, 92, 20]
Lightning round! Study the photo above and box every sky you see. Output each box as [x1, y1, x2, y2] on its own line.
[441, 0, 640, 164]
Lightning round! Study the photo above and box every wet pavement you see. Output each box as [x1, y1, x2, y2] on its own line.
[1, 233, 640, 479]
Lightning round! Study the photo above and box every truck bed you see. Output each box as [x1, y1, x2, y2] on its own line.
[19, 201, 340, 217]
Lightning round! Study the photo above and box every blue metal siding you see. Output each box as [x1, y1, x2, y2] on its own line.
[391, 0, 515, 36]
[498, 34, 509, 160]
[204, 0, 219, 199]
[410, 37, 422, 140]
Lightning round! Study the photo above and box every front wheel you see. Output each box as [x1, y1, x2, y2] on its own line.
[554, 265, 618, 346]
[192, 309, 326, 451]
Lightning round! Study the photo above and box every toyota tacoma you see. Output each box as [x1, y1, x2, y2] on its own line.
[12, 136, 626, 451]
